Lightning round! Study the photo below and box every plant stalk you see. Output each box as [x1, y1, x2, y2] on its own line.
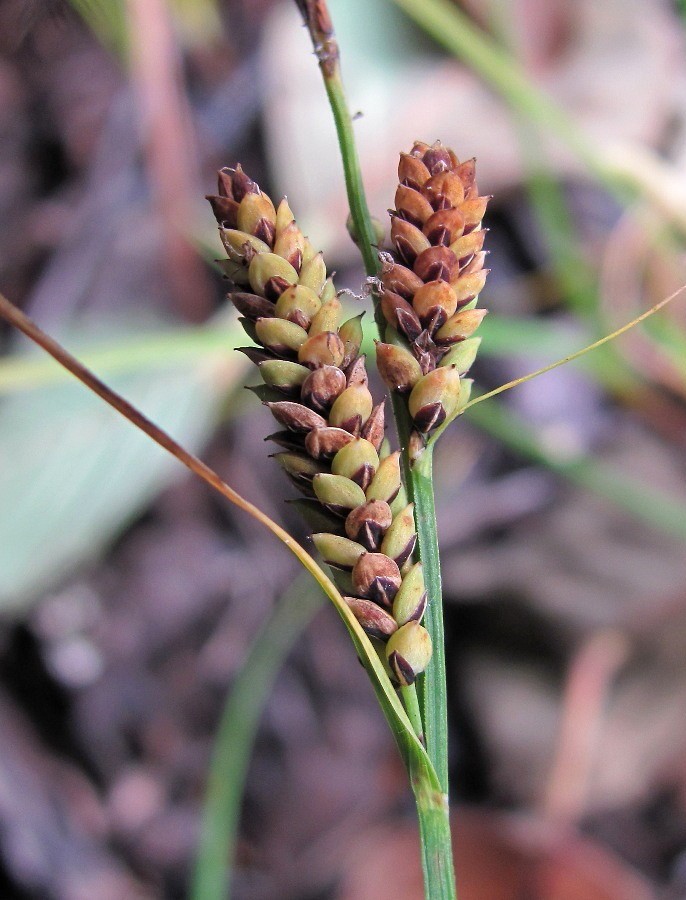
[409, 446, 449, 793]
[400, 683, 425, 744]
[298, 2, 455, 894]
[390, 397, 449, 792]
[193, 575, 324, 900]
[323, 69, 379, 277]
[297, 0, 451, 786]
[414, 782, 456, 900]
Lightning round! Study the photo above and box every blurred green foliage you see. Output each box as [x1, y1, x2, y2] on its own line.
[0, 319, 243, 610]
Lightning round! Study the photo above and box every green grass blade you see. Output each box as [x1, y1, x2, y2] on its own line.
[0, 319, 241, 396]
[192, 574, 325, 900]
[464, 283, 686, 414]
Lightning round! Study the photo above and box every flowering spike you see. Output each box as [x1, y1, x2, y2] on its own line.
[366, 451, 401, 504]
[312, 533, 366, 571]
[377, 140, 490, 442]
[438, 336, 482, 375]
[259, 360, 310, 395]
[300, 365, 346, 412]
[380, 503, 417, 567]
[392, 562, 427, 625]
[344, 597, 398, 640]
[208, 164, 428, 676]
[352, 553, 402, 609]
[331, 438, 379, 491]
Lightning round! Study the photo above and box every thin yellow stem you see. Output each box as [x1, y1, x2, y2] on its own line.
[462, 282, 686, 412]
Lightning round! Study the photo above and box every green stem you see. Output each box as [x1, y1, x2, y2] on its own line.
[323, 70, 379, 278]
[413, 782, 456, 900]
[392, 401, 449, 793]
[303, 11, 450, 791]
[298, 3, 456, 896]
[192, 576, 324, 900]
[410, 446, 448, 793]
[401, 683, 425, 744]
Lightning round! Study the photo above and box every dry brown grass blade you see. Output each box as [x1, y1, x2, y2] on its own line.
[0, 292, 423, 749]
[460, 281, 686, 414]
[0, 293, 328, 592]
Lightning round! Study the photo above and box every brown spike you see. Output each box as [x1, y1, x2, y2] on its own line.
[375, 342, 422, 394]
[456, 157, 476, 189]
[305, 426, 355, 459]
[460, 196, 490, 231]
[236, 345, 274, 365]
[264, 430, 306, 451]
[422, 172, 465, 210]
[345, 500, 393, 550]
[410, 141, 431, 158]
[229, 292, 276, 320]
[422, 145, 454, 176]
[254, 219, 276, 245]
[352, 553, 402, 609]
[391, 216, 431, 266]
[394, 184, 434, 228]
[343, 597, 398, 641]
[217, 167, 233, 197]
[423, 208, 465, 246]
[411, 281, 458, 329]
[230, 163, 259, 201]
[380, 262, 423, 301]
[265, 401, 327, 433]
[300, 366, 347, 412]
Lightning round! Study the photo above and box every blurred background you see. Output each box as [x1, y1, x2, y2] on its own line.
[1, 0, 686, 897]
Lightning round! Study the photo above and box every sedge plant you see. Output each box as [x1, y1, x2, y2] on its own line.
[1, 1, 686, 896]
[3, 167, 685, 900]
